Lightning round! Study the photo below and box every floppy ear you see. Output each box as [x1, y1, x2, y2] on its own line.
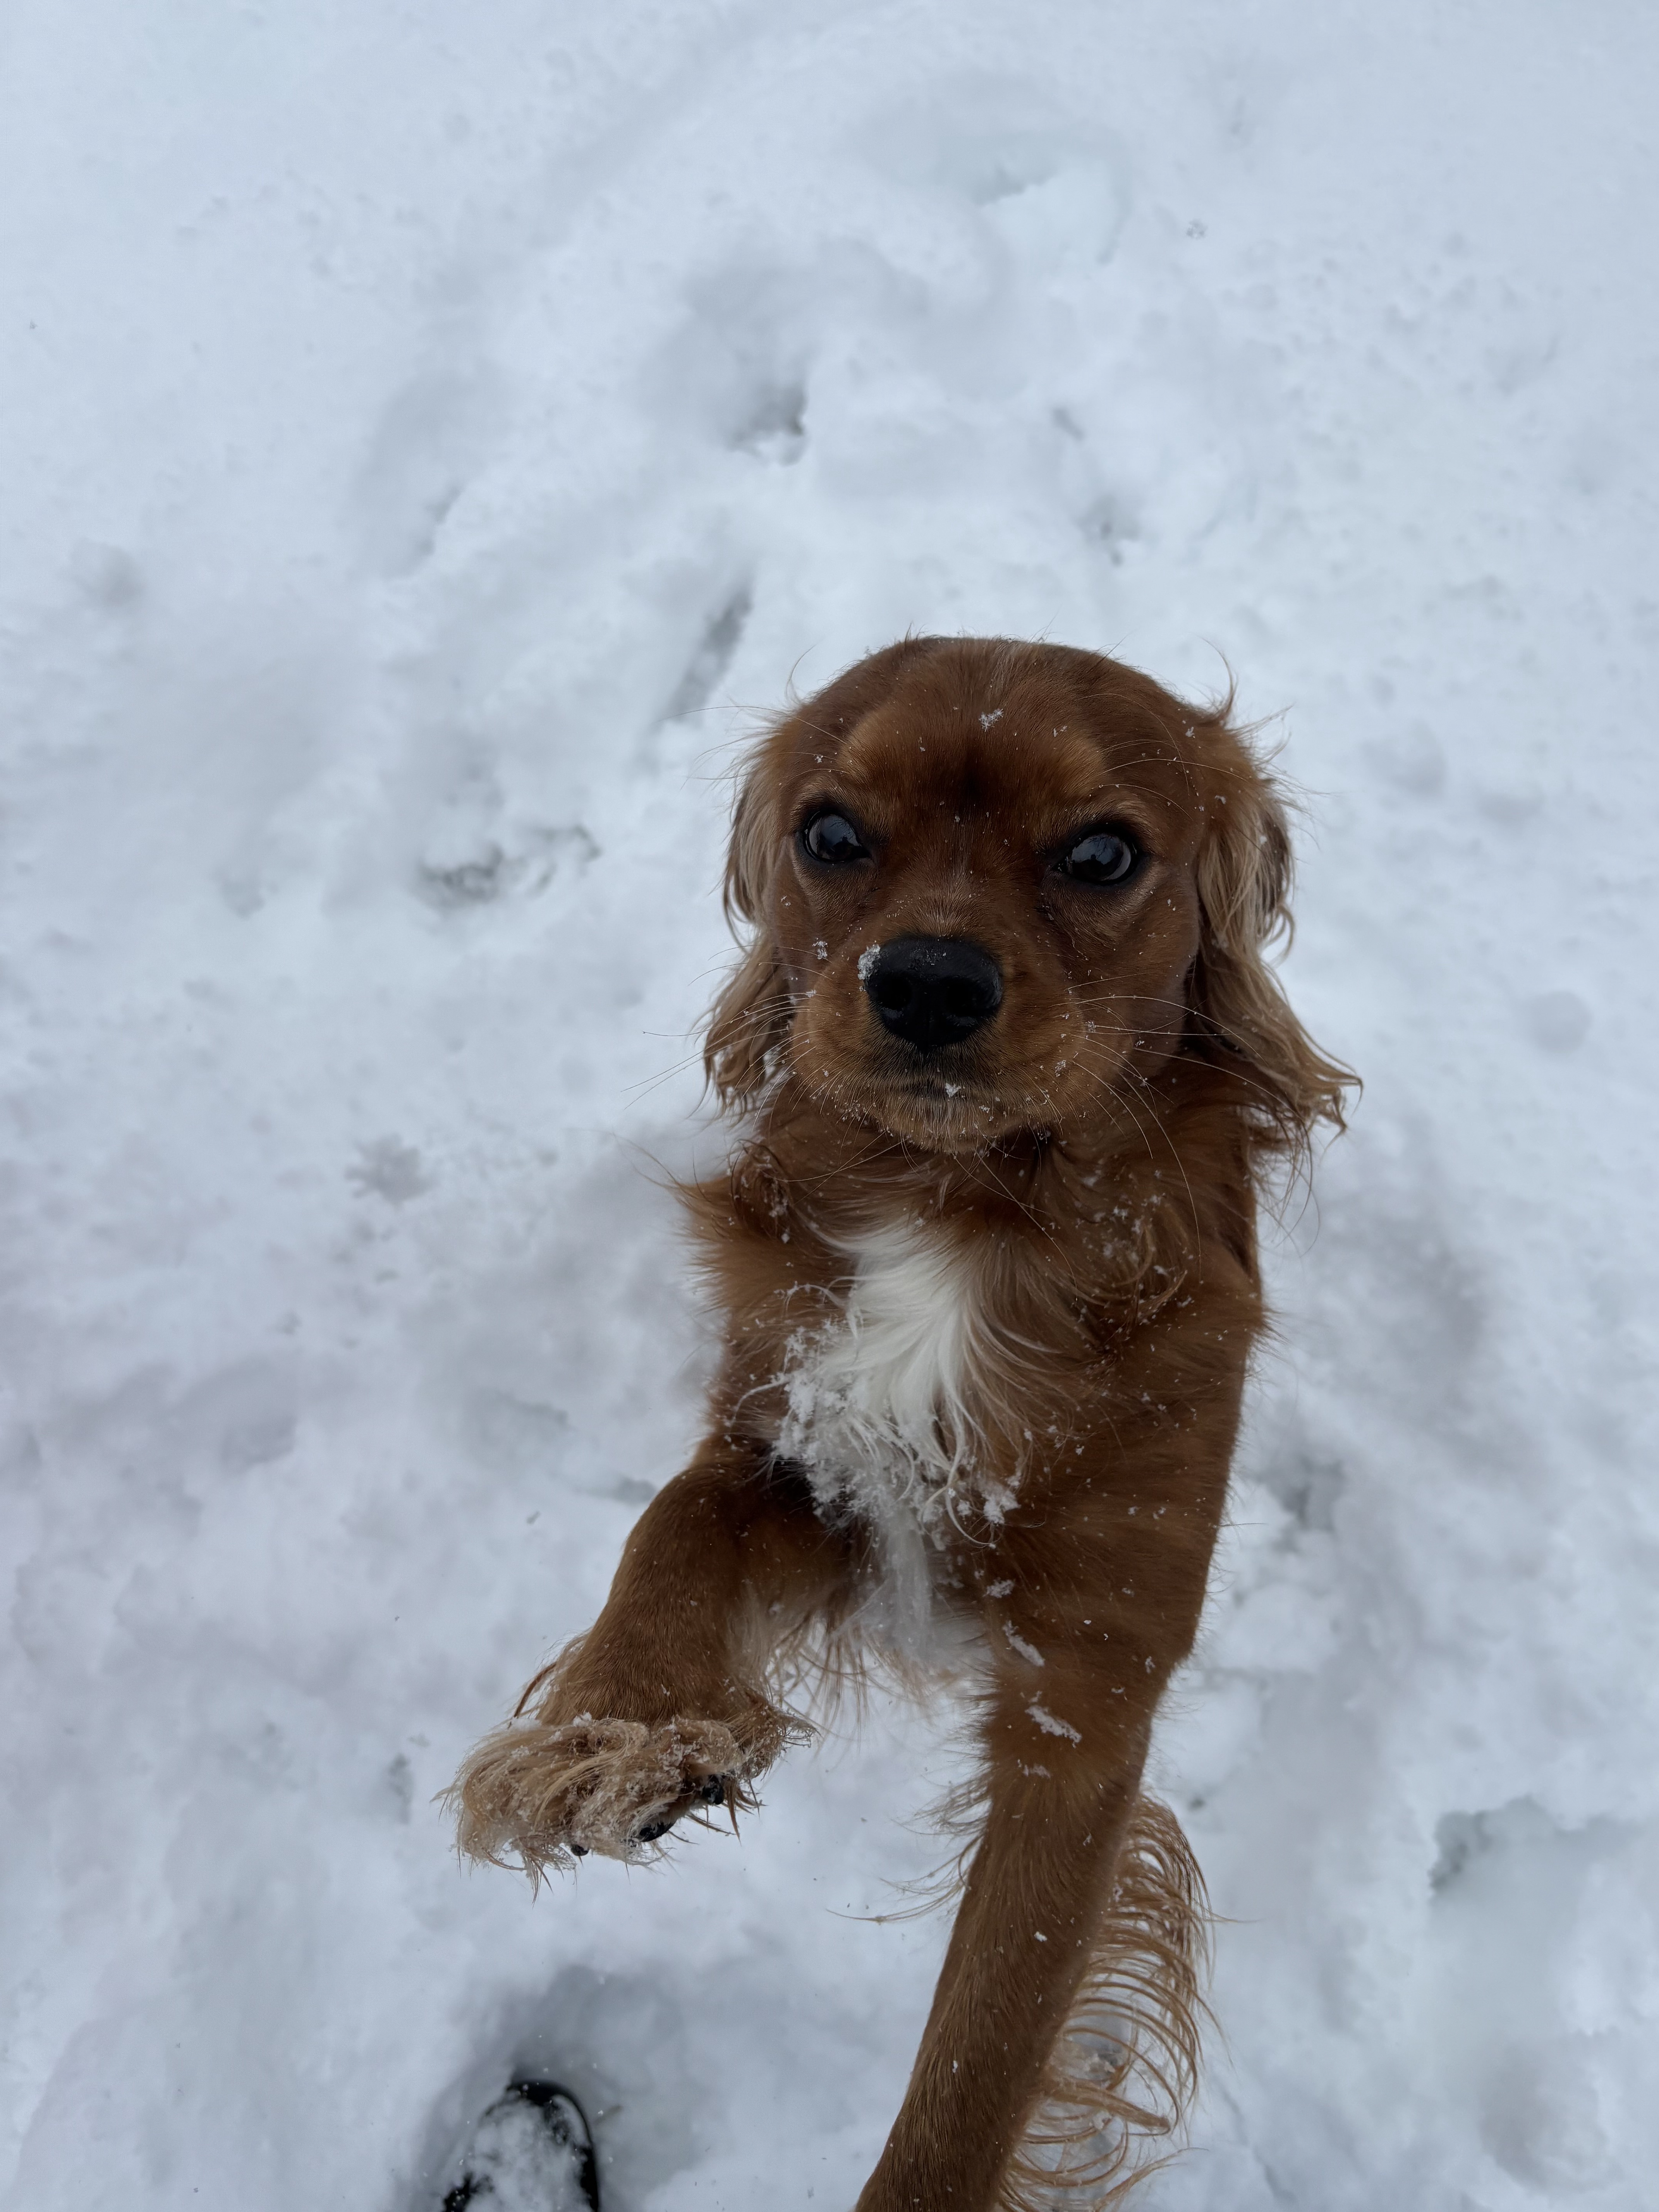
[1188, 727, 1355, 1168]
[704, 729, 794, 1111]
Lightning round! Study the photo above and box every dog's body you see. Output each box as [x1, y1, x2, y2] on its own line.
[452, 639, 1350, 2208]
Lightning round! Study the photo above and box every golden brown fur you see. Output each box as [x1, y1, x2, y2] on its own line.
[448, 637, 1352, 2208]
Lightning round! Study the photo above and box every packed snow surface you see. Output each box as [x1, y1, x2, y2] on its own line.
[3, 3, 1657, 2207]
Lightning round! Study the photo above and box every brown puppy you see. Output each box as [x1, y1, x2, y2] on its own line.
[450, 637, 1352, 2208]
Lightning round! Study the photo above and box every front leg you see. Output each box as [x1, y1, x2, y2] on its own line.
[858, 1475, 1223, 2211]
[448, 1443, 857, 1875]
[855, 1721, 1162, 2207]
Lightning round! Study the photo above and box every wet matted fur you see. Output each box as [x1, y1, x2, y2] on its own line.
[447, 637, 1352, 2210]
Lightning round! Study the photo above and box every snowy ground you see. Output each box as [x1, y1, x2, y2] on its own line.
[3, 3, 1657, 2207]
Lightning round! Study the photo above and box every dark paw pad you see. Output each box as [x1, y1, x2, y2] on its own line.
[697, 1775, 729, 1805]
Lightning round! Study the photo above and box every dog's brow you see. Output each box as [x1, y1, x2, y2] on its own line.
[836, 715, 1119, 802]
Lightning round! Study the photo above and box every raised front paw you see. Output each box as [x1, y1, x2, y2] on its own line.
[447, 1711, 788, 1878]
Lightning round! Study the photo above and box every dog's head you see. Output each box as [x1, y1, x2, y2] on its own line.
[707, 638, 1348, 1159]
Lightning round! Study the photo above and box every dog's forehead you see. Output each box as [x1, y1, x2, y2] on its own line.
[816, 667, 1200, 833]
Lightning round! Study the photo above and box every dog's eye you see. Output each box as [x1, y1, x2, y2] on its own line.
[801, 810, 871, 865]
[1059, 828, 1140, 886]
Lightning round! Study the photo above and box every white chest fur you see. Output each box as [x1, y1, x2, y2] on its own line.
[776, 1221, 1006, 1650]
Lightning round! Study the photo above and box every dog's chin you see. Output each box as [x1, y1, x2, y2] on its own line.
[808, 1063, 1044, 1153]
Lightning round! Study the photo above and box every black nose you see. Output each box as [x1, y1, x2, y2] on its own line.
[862, 936, 1003, 1054]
